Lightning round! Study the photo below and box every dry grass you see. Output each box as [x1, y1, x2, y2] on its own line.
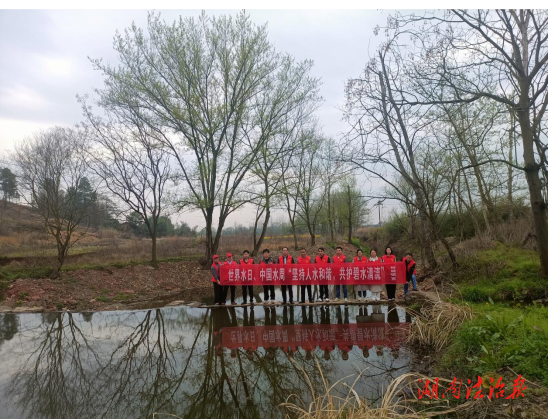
[282, 358, 476, 419]
[407, 300, 474, 351]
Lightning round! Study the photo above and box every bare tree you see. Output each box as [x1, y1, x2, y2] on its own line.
[90, 11, 320, 263]
[81, 100, 171, 268]
[13, 127, 95, 278]
[398, 9, 548, 275]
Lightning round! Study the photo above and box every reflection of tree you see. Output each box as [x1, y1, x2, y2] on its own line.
[3, 304, 413, 418]
[7, 312, 101, 418]
[0, 314, 18, 348]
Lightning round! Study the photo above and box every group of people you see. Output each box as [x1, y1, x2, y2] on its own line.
[211, 246, 418, 306]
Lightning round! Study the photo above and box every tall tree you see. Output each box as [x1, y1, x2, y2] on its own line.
[13, 127, 95, 278]
[0, 168, 18, 206]
[89, 11, 320, 263]
[399, 9, 548, 276]
[82, 102, 171, 269]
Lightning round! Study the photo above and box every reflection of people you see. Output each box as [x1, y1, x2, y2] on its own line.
[382, 247, 397, 301]
[243, 306, 255, 327]
[264, 306, 277, 326]
[315, 247, 331, 302]
[223, 253, 238, 305]
[302, 305, 314, 325]
[320, 305, 331, 324]
[368, 249, 383, 301]
[240, 250, 255, 305]
[337, 305, 353, 359]
[333, 247, 348, 302]
[283, 305, 295, 326]
[298, 248, 313, 303]
[279, 247, 296, 305]
[212, 307, 230, 355]
[353, 249, 368, 301]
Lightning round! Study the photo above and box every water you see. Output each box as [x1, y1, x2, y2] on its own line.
[0, 303, 412, 418]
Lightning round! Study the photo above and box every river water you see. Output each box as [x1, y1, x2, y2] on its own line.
[0, 303, 412, 418]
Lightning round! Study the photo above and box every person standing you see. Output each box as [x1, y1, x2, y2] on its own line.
[298, 248, 313, 304]
[279, 247, 295, 305]
[211, 255, 223, 305]
[382, 247, 397, 301]
[261, 248, 276, 304]
[315, 247, 331, 302]
[223, 252, 238, 305]
[369, 249, 384, 301]
[404, 253, 418, 296]
[353, 249, 368, 301]
[240, 250, 254, 305]
[333, 246, 348, 302]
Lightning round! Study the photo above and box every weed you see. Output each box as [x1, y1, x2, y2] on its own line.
[96, 296, 110, 303]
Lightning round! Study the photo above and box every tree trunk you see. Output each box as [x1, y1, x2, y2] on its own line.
[205, 207, 214, 266]
[151, 235, 158, 269]
[252, 208, 270, 257]
[327, 186, 335, 242]
[517, 106, 548, 277]
[347, 185, 353, 244]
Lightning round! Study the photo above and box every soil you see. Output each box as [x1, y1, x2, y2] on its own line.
[2, 261, 213, 312]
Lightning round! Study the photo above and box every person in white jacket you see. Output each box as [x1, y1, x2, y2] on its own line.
[368, 249, 384, 301]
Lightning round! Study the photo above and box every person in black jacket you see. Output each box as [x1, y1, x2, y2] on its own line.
[279, 247, 295, 304]
[261, 249, 276, 304]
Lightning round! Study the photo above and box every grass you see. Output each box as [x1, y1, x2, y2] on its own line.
[453, 243, 548, 303]
[407, 300, 474, 351]
[281, 358, 475, 418]
[95, 296, 110, 303]
[440, 302, 548, 386]
[4, 245, 104, 259]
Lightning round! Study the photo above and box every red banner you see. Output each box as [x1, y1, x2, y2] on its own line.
[220, 322, 409, 350]
[220, 262, 406, 285]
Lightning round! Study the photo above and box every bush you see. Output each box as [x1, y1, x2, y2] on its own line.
[441, 303, 548, 386]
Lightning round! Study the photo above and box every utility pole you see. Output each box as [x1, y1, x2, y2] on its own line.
[377, 201, 382, 226]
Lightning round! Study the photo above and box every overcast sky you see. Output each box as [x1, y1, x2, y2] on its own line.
[0, 9, 401, 228]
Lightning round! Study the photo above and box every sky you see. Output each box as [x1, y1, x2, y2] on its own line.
[0, 9, 402, 228]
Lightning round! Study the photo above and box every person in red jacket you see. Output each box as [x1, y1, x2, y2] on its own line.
[333, 246, 348, 302]
[404, 253, 418, 296]
[211, 255, 223, 305]
[240, 250, 254, 305]
[353, 249, 368, 301]
[261, 248, 276, 304]
[223, 252, 238, 305]
[298, 248, 313, 304]
[382, 247, 397, 301]
[315, 247, 331, 302]
[279, 247, 295, 304]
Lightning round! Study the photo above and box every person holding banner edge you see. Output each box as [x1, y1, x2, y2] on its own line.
[298, 248, 313, 304]
[279, 246, 295, 305]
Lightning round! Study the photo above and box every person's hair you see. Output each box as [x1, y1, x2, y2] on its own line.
[282, 246, 289, 251]
[243, 250, 250, 254]
[301, 248, 306, 252]
[407, 252, 413, 257]
[370, 248, 377, 254]
[336, 246, 342, 251]
[385, 247, 392, 255]
[318, 247, 325, 252]
[262, 248, 270, 254]
[356, 248, 363, 254]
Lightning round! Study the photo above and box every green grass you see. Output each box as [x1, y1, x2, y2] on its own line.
[440, 302, 548, 386]
[95, 296, 110, 303]
[454, 243, 548, 302]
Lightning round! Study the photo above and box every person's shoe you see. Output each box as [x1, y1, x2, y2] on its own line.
[243, 300, 247, 305]
[283, 300, 287, 305]
[412, 289, 419, 292]
[334, 297, 339, 301]
[299, 300, 305, 304]
[250, 300, 255, 306]
[344, 297, 349, 302]
[318, 298, 323, 302]
[309, 299, 314, 304]
[231, 301, 236, 305]
[325, 298, 330, 302]
[290, 300, 295, 305]
[214, 303, 220, 306]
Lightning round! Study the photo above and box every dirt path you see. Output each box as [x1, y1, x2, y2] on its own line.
[2, 261, 212, 312]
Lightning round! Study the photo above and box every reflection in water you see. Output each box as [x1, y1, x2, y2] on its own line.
[0, 304, 411, 419]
